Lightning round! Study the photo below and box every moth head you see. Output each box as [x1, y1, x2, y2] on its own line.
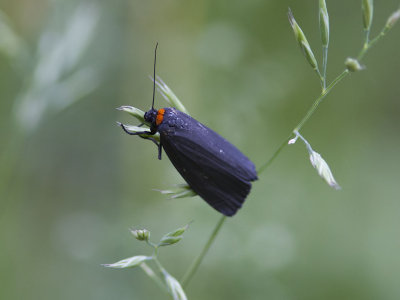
[144, 108, 157, 125]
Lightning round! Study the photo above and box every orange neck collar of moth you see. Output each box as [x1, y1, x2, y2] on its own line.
[156, 108, 165, 126]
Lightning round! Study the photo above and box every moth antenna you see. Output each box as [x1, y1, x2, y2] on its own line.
[152, 42, 158, 110]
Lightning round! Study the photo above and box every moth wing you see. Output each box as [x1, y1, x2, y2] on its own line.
[161, 133, 254, 216]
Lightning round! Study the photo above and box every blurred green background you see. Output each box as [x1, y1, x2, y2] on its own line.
[1, 0, 399, 299]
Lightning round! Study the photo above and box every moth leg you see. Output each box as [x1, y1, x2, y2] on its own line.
[138, 135, 162, 160]
[158, 142, 163, 160]
[118, 122, 161, 159]
[137, 137, 162, 159]
[118, 122, 150, 136]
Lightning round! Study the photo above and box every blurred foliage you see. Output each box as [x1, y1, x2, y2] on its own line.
[0, 0, 399, 299]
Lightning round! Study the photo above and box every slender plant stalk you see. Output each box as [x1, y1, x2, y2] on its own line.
[180, 18, 395, 289]
[140, 262, 169, 294]
[258, 69, 349, 175]
[358, 25, 389, 60]
[322, 45, 328, 90]
[137, 241, 171, 295]
[294, 69, 349, 132]
[152, 245, 169, 281]
[260, 21, 389, 175]
[317, 69, 325, 89]
[364, 29, 371, 47]
[257, 136, 292, 174]
[181, 215, 226, 287]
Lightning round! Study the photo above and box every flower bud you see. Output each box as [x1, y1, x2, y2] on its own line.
[163, 271, 187, 300]
[288, 8, 319, 71]
[154, 184, 196, 199]
[293, 130, 341, 190]
[345, 57, 364, 72]
[362, 0, 374, 31]
[385, 9, 400, 29]
[158, 224, 189, 247]
[309, 150, 341, 190]
[167, 224, 189, 237]
[102, 255, 151, 269]
[319, 0, 330, 47]
[116, 106, 146, 123]
[159, 236, 183, 246]
[153, 76, 189, 115]
[288, 136, 299, 145]
[131, 229, 150, 241]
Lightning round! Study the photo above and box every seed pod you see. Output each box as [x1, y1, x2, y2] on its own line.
[319, 0, 330, 47]
[102, 255, 151, 269]
[163, 271, 187, 300]
[386, 9, 400, 29]
[309, 150, 341, 190]
[288, 8, 319, 72]
[131, 229, 150, 241]
[345, 57, 364, 72]
[362, 0, 374, 31]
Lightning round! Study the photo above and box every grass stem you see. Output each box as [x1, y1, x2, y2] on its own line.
[141, 262, 169, 294]
[258, 69, 349, 176]
[181, 215, 227, 287]
[322, 45, 328, 91]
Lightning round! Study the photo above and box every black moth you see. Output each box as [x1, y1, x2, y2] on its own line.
[118, 44, 257, 216]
